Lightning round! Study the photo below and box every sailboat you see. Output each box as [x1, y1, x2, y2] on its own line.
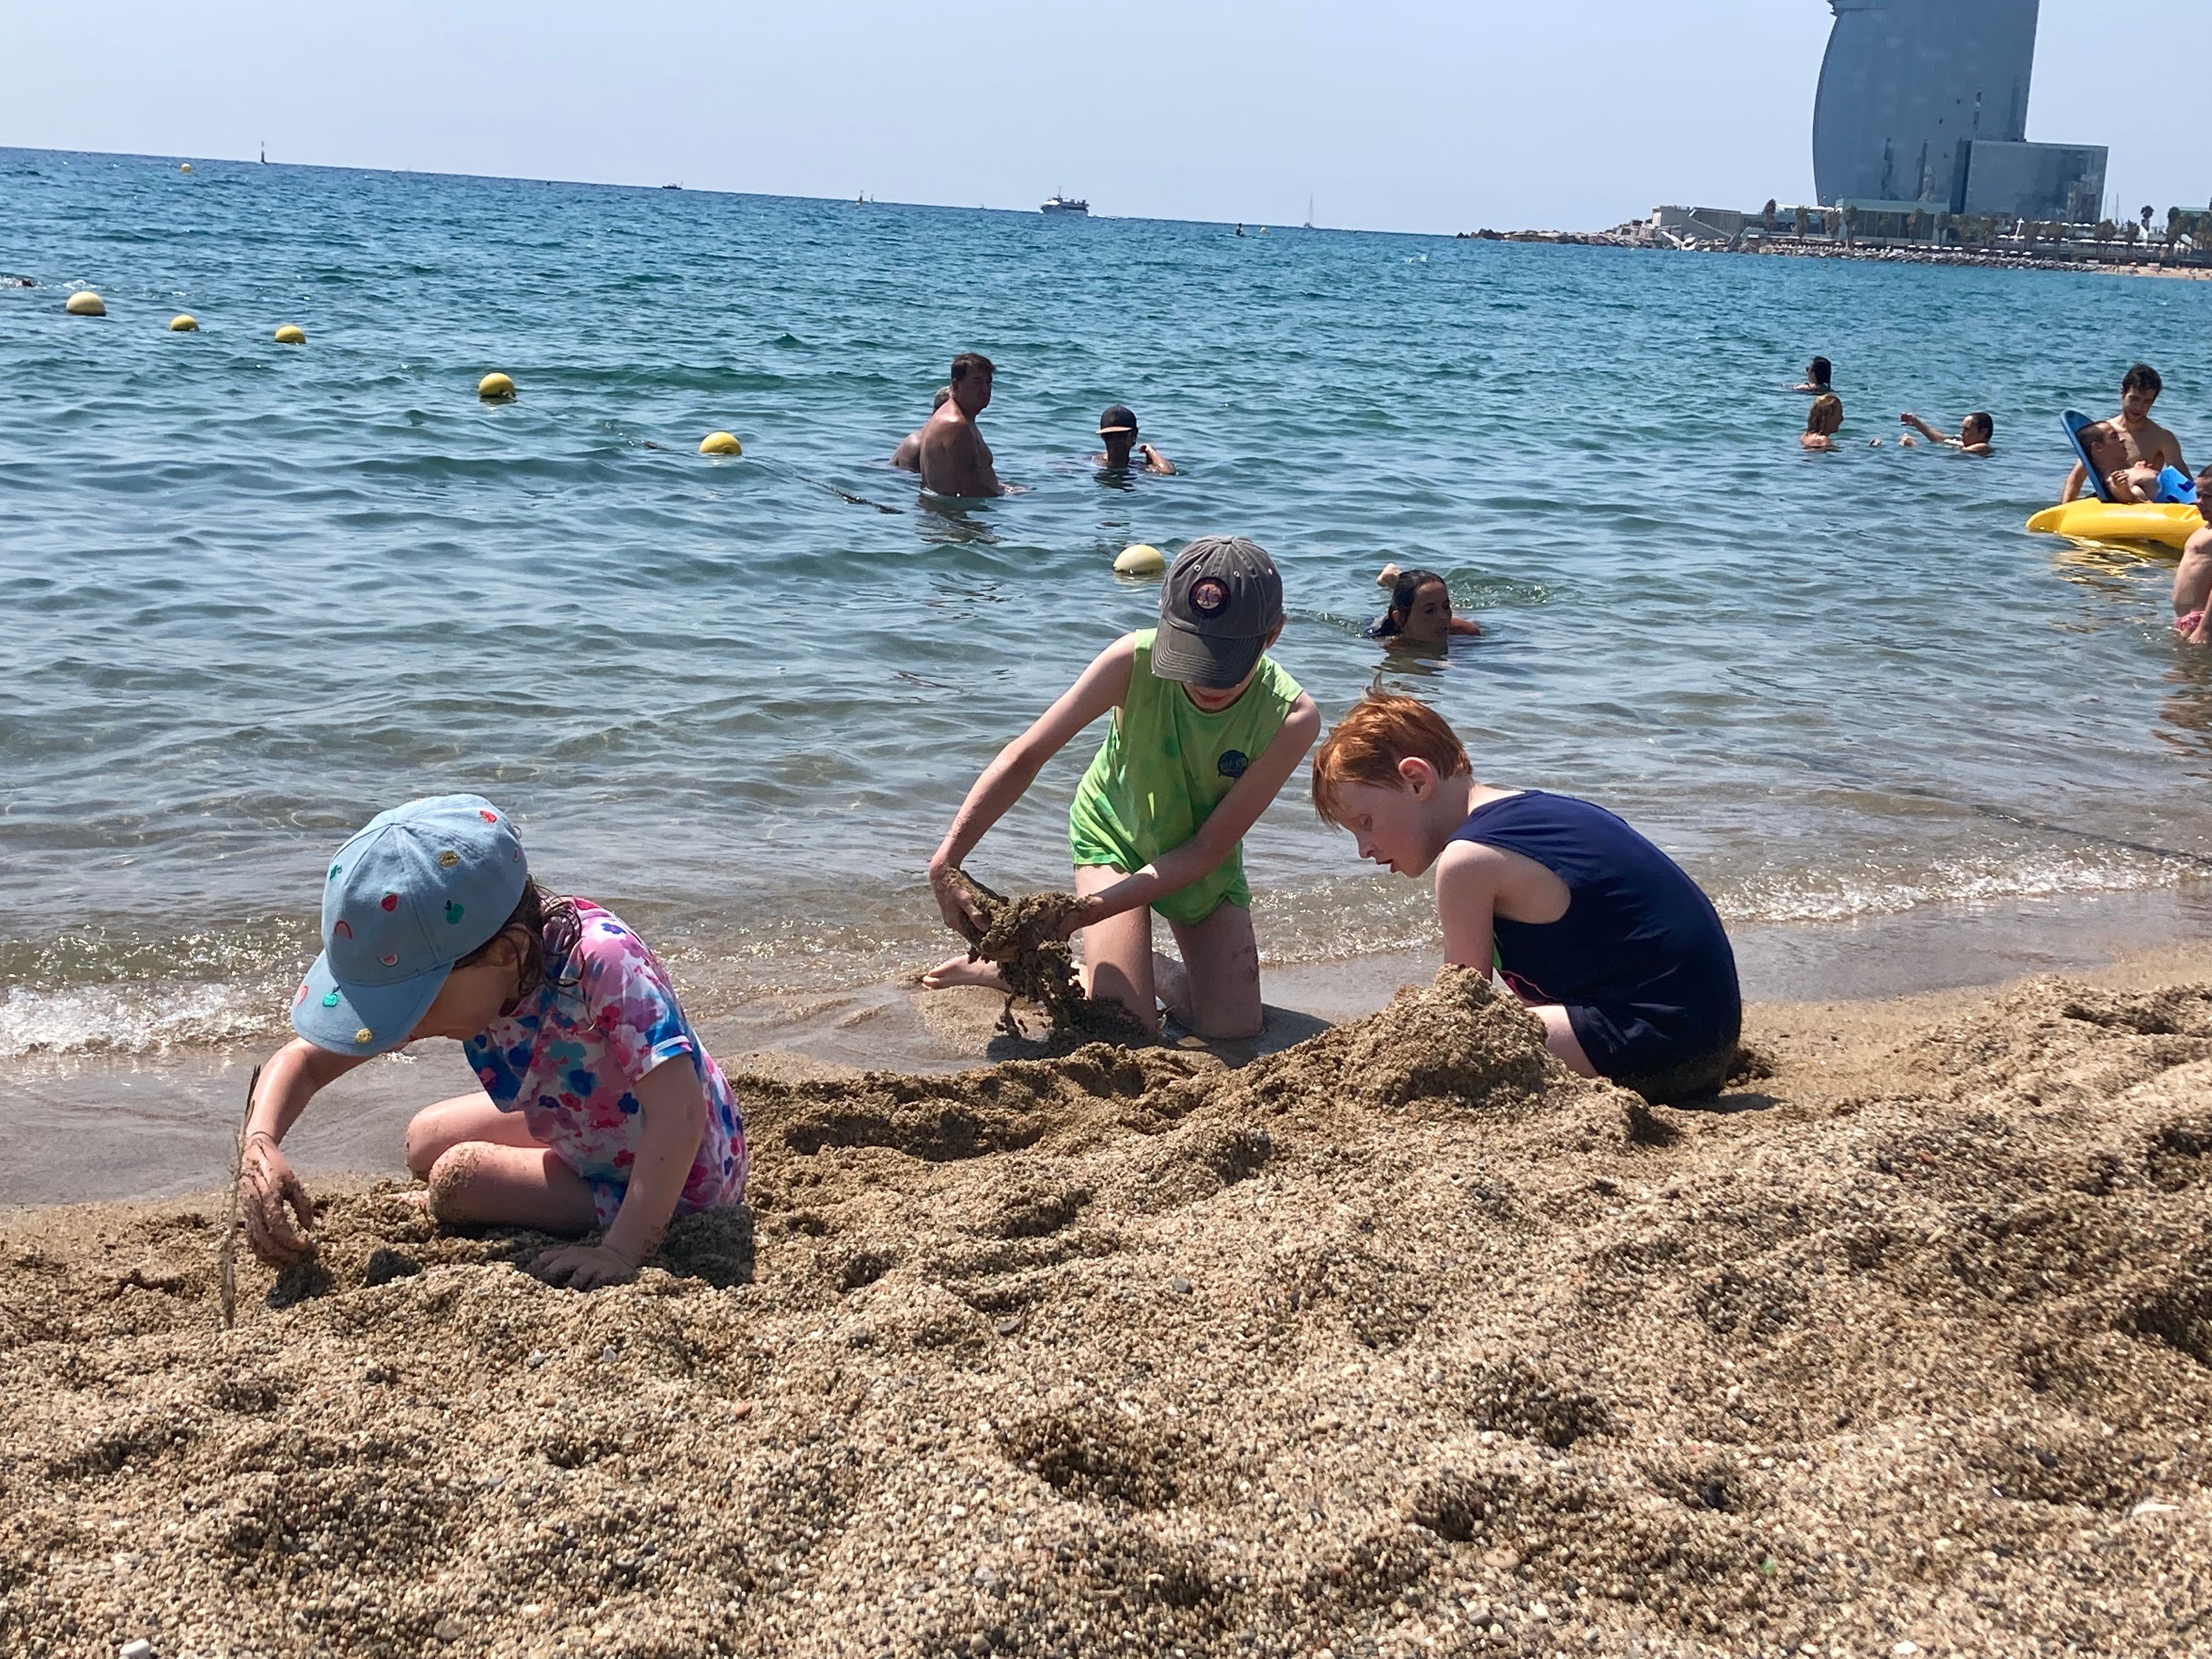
[1304, 195, 1314, 230]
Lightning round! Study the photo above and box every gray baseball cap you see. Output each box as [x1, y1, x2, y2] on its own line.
[291, 794, 529, 1057]
[1153, 535, 1284, 689]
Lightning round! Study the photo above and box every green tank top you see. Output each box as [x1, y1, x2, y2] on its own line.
[1067, 629, 1302, 927]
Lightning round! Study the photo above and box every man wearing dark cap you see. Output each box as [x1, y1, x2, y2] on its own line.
[923, 535, 1318, 1041]
[1091, 404, 1175, 475]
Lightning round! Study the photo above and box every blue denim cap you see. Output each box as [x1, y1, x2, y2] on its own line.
[291, 794, 529, 1057]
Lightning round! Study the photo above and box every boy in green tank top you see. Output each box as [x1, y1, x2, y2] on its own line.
[924, 537, 1320, 1040]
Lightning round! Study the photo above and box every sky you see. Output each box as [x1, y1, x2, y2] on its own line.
[2, 1, 2202, 234]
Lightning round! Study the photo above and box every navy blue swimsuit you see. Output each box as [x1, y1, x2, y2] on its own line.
[1449, 791, 1741, 1082]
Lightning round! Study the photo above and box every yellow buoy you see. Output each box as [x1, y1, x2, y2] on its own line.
[1113, 543, 1166, 577]
[698, 431, 742, 456]
[168, 314, 199, 332]
[478, 372, 516, 400]
[65, 291, 106, 317]
[273, 323, 305, 345]
[179, 163, 193, 173]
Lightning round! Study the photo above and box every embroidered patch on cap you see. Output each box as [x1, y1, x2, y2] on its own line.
[333, 919, 353, 940]
[380, 893, 399, 912]
[380, 952, 399, 966]
[354, 1027, 374, 1045]
[479, 810, 498, 823]
[322, 992, 340, 1007]
[294, 984, 309, 1005]
[444, 900, 466, 924]
[438, 850, 461, 868]
[1191, 577, 1228, 614]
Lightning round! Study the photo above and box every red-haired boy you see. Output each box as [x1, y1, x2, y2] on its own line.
[1312, 693, 1742, 1103]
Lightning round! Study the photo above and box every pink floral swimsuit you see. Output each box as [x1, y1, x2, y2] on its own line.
[462, 899, 746, 1226]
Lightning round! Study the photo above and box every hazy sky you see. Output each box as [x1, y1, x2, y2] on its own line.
[3, 1, 2200, 233]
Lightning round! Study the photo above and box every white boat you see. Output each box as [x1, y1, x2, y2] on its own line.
[1041, 195, 1090, 216]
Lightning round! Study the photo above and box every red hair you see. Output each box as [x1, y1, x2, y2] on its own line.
[1311, 692, 1471, 826]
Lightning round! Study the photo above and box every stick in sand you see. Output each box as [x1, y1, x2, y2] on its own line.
[219, 1064, 258, 1330]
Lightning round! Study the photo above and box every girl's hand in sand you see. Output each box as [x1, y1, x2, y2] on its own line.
[929, 861, 988, 946]
[240, 1132, 315, 1266]
[529, 1241, 641, 1291]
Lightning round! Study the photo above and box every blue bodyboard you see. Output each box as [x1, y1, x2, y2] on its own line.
[2061, 410, 2117, 503]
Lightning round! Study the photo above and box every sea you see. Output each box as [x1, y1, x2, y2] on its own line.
[7, 146, 2212, 1066]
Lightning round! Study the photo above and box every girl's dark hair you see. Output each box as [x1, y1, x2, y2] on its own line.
[454, 876, 580, 1000]
[1381, 568, 1449, 633]
[1808, 356, 1832, 386]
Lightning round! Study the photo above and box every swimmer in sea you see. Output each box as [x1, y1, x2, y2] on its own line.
[2169, 467, 2212, 646]
[1794, 356, 1833, 395]
[1899, 411, 1994, 455]
[918, 352, 1010, 497]
[1801, 394, 1844, 451]
[1370, 565, 1481, 643]
[1091, 405, 1174, 475]
[891, 387, 951, 472]
[2061, 364, 2187, 503]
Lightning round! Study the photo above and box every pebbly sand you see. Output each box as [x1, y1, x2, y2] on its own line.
[5, 958, 2212, 1658]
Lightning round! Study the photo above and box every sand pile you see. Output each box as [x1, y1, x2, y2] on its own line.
[5, 968, 2212, 1658]
[943, 871, 1149, 1043]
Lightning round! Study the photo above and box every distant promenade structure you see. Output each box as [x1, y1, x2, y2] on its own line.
[1810, 0, 2104, 224]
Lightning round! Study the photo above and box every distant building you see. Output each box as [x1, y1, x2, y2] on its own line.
[1812, 1, 2106, 222]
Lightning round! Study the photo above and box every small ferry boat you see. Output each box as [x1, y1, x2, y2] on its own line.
[1041, 195, 1090, 216]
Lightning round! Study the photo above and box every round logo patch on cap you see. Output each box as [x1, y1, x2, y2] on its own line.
[1191, 577, 1228, 614]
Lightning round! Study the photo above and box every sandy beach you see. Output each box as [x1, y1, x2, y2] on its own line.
[7, 945, 2211, 1658]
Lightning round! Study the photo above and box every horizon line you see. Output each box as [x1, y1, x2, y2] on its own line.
[0, 142, 1613, 240]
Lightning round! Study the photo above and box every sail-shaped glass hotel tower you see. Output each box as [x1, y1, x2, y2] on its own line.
[1811, 0, 2103, 222]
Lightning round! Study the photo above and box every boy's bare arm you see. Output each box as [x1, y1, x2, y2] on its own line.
[929, 635, 1137, 935]
[1432, 841, 1504, 972]
[1080, 695, 1321, 925]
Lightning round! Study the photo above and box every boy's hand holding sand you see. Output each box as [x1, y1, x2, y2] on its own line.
[923, 537, 1318, 1040]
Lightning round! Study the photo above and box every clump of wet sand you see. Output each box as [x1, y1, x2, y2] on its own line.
[945, 868, 1149, 1043]
[5, 967, 2212, 1657]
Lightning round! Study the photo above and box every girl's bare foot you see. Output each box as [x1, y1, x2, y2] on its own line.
[921, 955, 1009, 992]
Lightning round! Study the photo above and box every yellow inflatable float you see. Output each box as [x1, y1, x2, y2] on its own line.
[2025, 500, 2200, 550]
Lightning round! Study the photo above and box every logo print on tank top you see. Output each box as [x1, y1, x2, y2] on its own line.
[1217, 749, 1249, 778]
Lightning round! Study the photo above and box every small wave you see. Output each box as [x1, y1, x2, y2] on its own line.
[1718, 851, 2197, 926]
[0, 981, 284, 1058]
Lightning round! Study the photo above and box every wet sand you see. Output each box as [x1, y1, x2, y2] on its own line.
[5, 941, 2212, 1657]
[10, 885, 2207, 1210]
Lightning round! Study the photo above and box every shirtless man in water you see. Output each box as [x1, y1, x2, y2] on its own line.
[890, 387, 951, 472]
[2062, 363, 2188, 502]
[918, 352, 1008, 497]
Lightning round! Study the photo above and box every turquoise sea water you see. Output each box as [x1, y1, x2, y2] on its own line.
[6, 147, 2212, 1056]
